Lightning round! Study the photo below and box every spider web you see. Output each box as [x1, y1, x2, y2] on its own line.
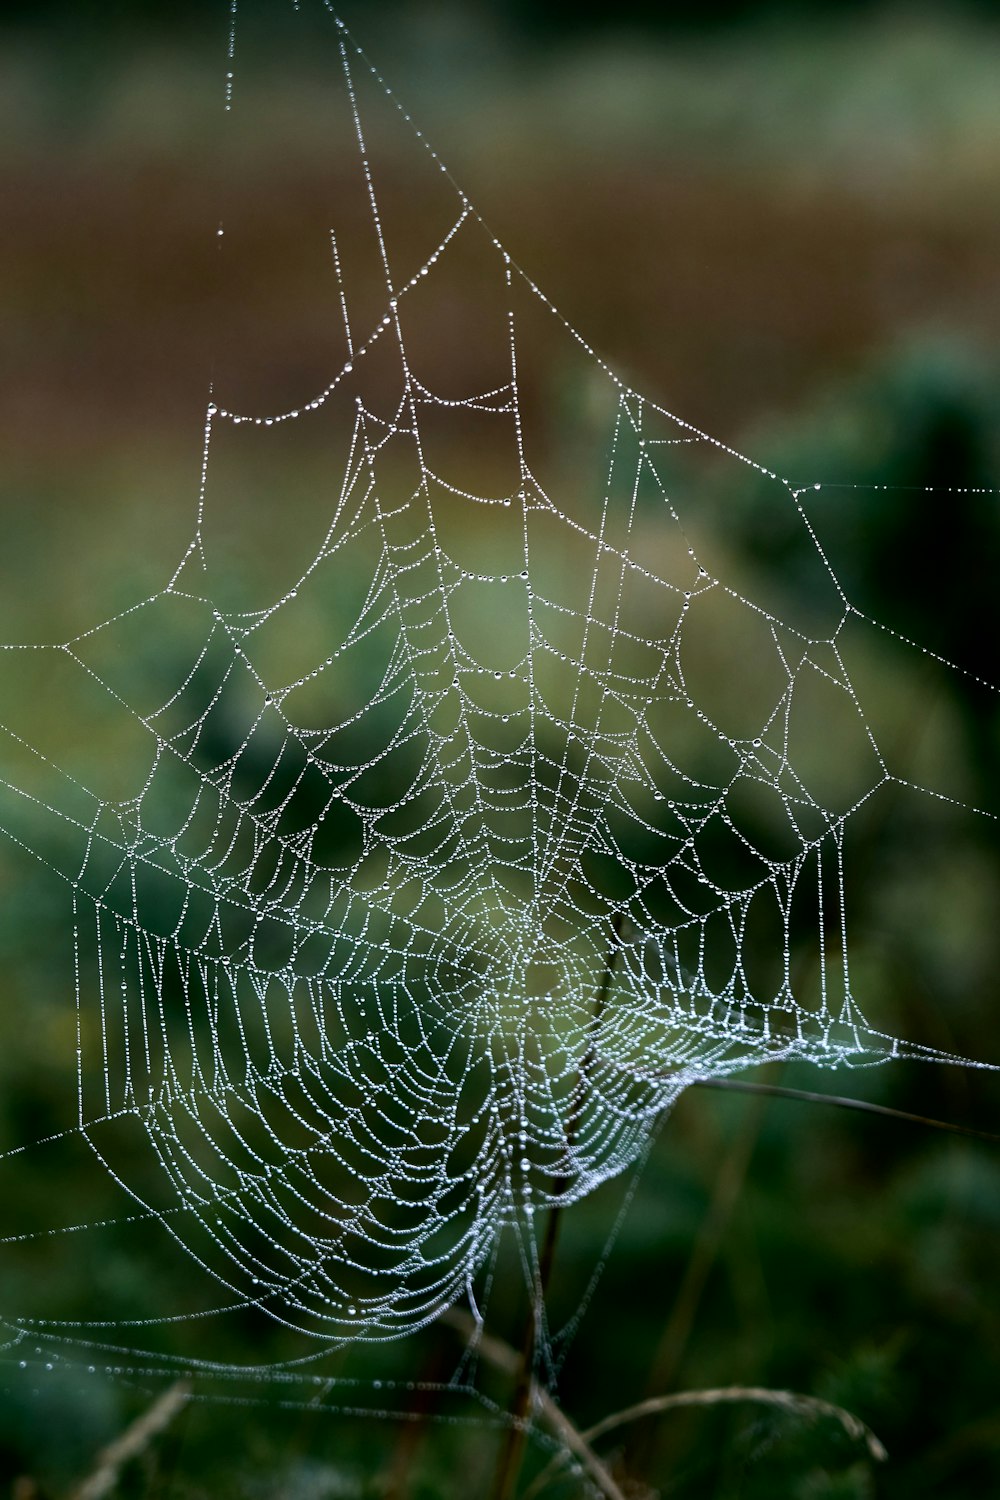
[0, 0, 995, 1398]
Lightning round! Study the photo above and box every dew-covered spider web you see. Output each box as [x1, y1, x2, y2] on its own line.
[1, 0, 997, 1424]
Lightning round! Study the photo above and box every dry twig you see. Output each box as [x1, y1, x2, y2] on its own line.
[70, 1379, 191, 1500]
[522, 1383, 886, 1499]
[441, 1307, 627, 1500]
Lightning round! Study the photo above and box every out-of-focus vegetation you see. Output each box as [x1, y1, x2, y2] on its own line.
[1, 3, 1000, 1498]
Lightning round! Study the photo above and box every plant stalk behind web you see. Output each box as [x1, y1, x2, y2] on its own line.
[490, 911, 625, 1500]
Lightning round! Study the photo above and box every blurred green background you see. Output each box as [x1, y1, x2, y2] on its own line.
[2, 2, 1000, 1498]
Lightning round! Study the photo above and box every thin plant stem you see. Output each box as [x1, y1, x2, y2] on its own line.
[522, 1384, 886, 1499]
[489, 912, 624, 1500]
[441, 1308, 627, 1500]
[586, 1386, 887, 1459]
[693, 1077, 1000, 1145]
[641, 1085, 768, 1407]
[381, 1342, 451, 1500]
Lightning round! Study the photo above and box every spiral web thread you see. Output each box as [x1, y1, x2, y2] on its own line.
[0, 2, 995, 1392]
